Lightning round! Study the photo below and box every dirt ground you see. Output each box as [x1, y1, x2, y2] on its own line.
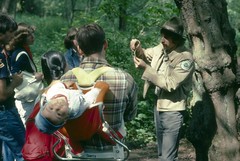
[0, 139, 194, 161]
[127, 138, 196, 161]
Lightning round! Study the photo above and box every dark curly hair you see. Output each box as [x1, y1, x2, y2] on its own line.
[6, 22, 35, 51]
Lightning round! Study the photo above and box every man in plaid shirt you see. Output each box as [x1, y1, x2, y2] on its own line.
[60, 23, 138, 150]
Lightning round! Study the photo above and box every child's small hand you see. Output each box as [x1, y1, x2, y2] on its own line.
[84, 88, 101, 107]
[64, 81, 77, 89]
[34, 72, 44, 81]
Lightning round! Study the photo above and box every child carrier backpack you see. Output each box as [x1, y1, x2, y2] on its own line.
[52, 66, 131, 161]
[22, 101, 65, 161]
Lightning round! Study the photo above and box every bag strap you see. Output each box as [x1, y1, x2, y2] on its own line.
[71, 66, 114, 86]
[15, 51, 37, 72]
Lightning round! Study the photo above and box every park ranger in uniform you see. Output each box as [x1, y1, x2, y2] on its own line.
[130, 16, 195, 161]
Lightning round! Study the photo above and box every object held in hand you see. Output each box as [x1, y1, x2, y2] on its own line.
[132, 50, 136, 57]
[134, 40, 140, 49]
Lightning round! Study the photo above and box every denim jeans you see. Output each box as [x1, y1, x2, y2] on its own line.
[154, 108, 184, 161]
[0, 140, 2, 161]
[0, 106, 25, 161]
[2, 142, 14, 161]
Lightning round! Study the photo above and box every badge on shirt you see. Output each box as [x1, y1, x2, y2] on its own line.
[181, 60, 192, 70]
[0, 59, 4, 68]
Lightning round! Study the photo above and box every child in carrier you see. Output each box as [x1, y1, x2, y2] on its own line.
[35, 81, 101, 134]
[22, 50, 88, 161]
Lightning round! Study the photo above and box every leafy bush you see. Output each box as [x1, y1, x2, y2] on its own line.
[126, 100, 156, 148]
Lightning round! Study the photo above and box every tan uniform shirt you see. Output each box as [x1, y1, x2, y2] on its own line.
[138, 44, 194, 112]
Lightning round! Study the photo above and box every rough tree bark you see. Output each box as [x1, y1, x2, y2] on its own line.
[174, 0, 240, 161]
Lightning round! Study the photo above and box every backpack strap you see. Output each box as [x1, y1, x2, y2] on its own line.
[71, 66, 114, 86]
[15, 51, 37, 72]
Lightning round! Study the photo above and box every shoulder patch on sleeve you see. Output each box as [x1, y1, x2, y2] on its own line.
[180, 60, 192, 70]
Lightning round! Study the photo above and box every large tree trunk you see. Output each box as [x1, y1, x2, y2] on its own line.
[174, 0, 240, 161]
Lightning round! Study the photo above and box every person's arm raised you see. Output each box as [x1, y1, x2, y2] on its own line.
[0, 73, 23, 101]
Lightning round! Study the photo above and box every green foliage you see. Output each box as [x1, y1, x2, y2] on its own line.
[227, 0, 240, 56]
[126, 0, 178, 37]
[19, 0, 66, 17]
[125, 101, 156, 147]
[41, 0, 66, 17]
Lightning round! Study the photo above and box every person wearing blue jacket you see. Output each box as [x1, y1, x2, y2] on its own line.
[64, 27, 83, 69]
[0, 13, 25, 161]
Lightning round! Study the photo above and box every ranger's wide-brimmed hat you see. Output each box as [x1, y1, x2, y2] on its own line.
[161, 17, 185, 40]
